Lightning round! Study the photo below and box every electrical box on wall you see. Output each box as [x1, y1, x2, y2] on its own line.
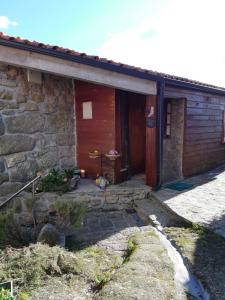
[27, 69, 42, 84]
[82, 101, 93, 119]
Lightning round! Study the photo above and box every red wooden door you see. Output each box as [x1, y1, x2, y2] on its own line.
[128, 94, 146, 175]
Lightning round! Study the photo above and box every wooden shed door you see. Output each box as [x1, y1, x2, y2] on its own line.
[129, 94, 146, 175]
[115, 90, 146, 182]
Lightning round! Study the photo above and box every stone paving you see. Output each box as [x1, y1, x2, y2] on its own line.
[153, 164, 225, 237]
[67, 210, 145, 255]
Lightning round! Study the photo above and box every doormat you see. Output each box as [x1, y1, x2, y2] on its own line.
[164, 181, 193, 191]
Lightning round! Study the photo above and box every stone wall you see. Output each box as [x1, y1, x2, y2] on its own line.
[162, 99, 185, 183]
[0, 63, 76, 198]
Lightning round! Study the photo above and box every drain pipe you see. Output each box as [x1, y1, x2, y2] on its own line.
[154, 80, 165, 191]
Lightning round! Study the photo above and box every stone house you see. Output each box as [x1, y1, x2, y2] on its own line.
[1, 33, 225, 199]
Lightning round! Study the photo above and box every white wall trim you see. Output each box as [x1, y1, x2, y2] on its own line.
[0, 45, 157, 95]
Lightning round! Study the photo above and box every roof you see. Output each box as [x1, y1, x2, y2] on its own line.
[0, 32, 225, 94]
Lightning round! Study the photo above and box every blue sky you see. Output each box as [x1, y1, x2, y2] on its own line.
[1, 0, 225, 87]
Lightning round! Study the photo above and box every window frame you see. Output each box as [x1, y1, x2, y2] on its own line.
[165, 100, 172, 138]
[221, 110, 225, 144]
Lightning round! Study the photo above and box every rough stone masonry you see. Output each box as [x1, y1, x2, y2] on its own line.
[0, 63, 76, 198]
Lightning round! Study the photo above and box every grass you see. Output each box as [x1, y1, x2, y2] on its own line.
[0, 244, 81, 295]
[123, 238, 138, 263]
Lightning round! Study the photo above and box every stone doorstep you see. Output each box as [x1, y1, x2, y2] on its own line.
[134, 197, 191, 228]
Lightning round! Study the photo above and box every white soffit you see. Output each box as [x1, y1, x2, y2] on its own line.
[0, 45, 157, 95]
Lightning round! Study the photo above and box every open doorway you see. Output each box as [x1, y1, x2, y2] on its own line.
[115, 90, 146, 182]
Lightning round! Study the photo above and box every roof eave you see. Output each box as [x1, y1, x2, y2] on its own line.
[1, 38, 225, 96]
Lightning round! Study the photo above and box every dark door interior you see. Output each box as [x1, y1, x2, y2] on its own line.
[115, 90, 146, 182]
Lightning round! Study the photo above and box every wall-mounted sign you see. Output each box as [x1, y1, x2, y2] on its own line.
[82, 101, 92, 119]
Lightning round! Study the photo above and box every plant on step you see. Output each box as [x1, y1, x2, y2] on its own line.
[37, 168, 79, 194]
[0, 288, 14, 300]
[51, 199, 86, 230]
[0, 212, 22, 249]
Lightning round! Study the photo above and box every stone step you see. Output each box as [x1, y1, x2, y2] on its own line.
[134, 197, 189, 227]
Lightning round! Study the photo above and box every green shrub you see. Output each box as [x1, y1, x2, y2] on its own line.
[0, 289, 14, 300]
[52, 199, 86, 229]
[0, 212, 23, 249]
[38, 168, 78, 194]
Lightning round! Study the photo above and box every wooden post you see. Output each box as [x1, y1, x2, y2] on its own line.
[146, 95, 157, 187]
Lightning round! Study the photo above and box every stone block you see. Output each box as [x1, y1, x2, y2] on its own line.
[5, 113, 45, 133]
[1, 109, 16, 115]
[37, 149, 58, 169]
[0, 182, 22, 197]
[39, 102, 57, 114]
[30, 92, 43, 103]
[0, 159, 5, 172]
[5, 152, 26, 168]
[0, 100, 19, 110]
[7, 67, 18, 79]
[0, 173, 9, 185]
[21, 102, 39, 111]
[58, 146, 74, 158]
[0, 135, 35, 155]
[35, 134, 57, 148]
[0, 89, 13, 100]
[0, 115, 4, 135]
[105, 196, 118, 204]
[0, 78, 17, 88]
[9, 159, 38, 182]
[44, 113, 74, 134]
[56, 134, 75, 146]
[60, 156, 75, 169]
[118, 197, 132, 204]
[17, 93, 27, 103]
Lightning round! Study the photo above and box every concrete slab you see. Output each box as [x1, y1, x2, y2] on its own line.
[153, 165, 225, 237]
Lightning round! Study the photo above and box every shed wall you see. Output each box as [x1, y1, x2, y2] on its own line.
[165, 86, 225, 176]
[75, 80, 116, 181]
[0, 63, 76, 199]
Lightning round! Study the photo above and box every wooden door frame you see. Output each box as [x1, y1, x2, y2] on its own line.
[146, 95, 158, 187]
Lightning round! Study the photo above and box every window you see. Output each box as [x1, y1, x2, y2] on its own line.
[222, 110, 225, 144]
[165, 100, 172, 138]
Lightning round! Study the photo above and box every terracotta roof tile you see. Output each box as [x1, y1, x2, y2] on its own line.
[0, 32, 224, 91]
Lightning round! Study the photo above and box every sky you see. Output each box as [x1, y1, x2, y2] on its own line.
[1, 0, 225, 87]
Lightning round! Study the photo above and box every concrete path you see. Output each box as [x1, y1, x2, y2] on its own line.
[153, 165, 225, 237]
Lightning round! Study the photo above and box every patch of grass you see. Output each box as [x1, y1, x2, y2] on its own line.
[191, 222, 207, 236]
[0, 244, 81, 295]
[18, 292, 29, 300]
[123, 238, 138, 263]
[174, 236, 188, 249]
[94, 271, 111, 290]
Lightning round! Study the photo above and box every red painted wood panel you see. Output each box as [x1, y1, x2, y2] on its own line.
[75, 80, 116, 180]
